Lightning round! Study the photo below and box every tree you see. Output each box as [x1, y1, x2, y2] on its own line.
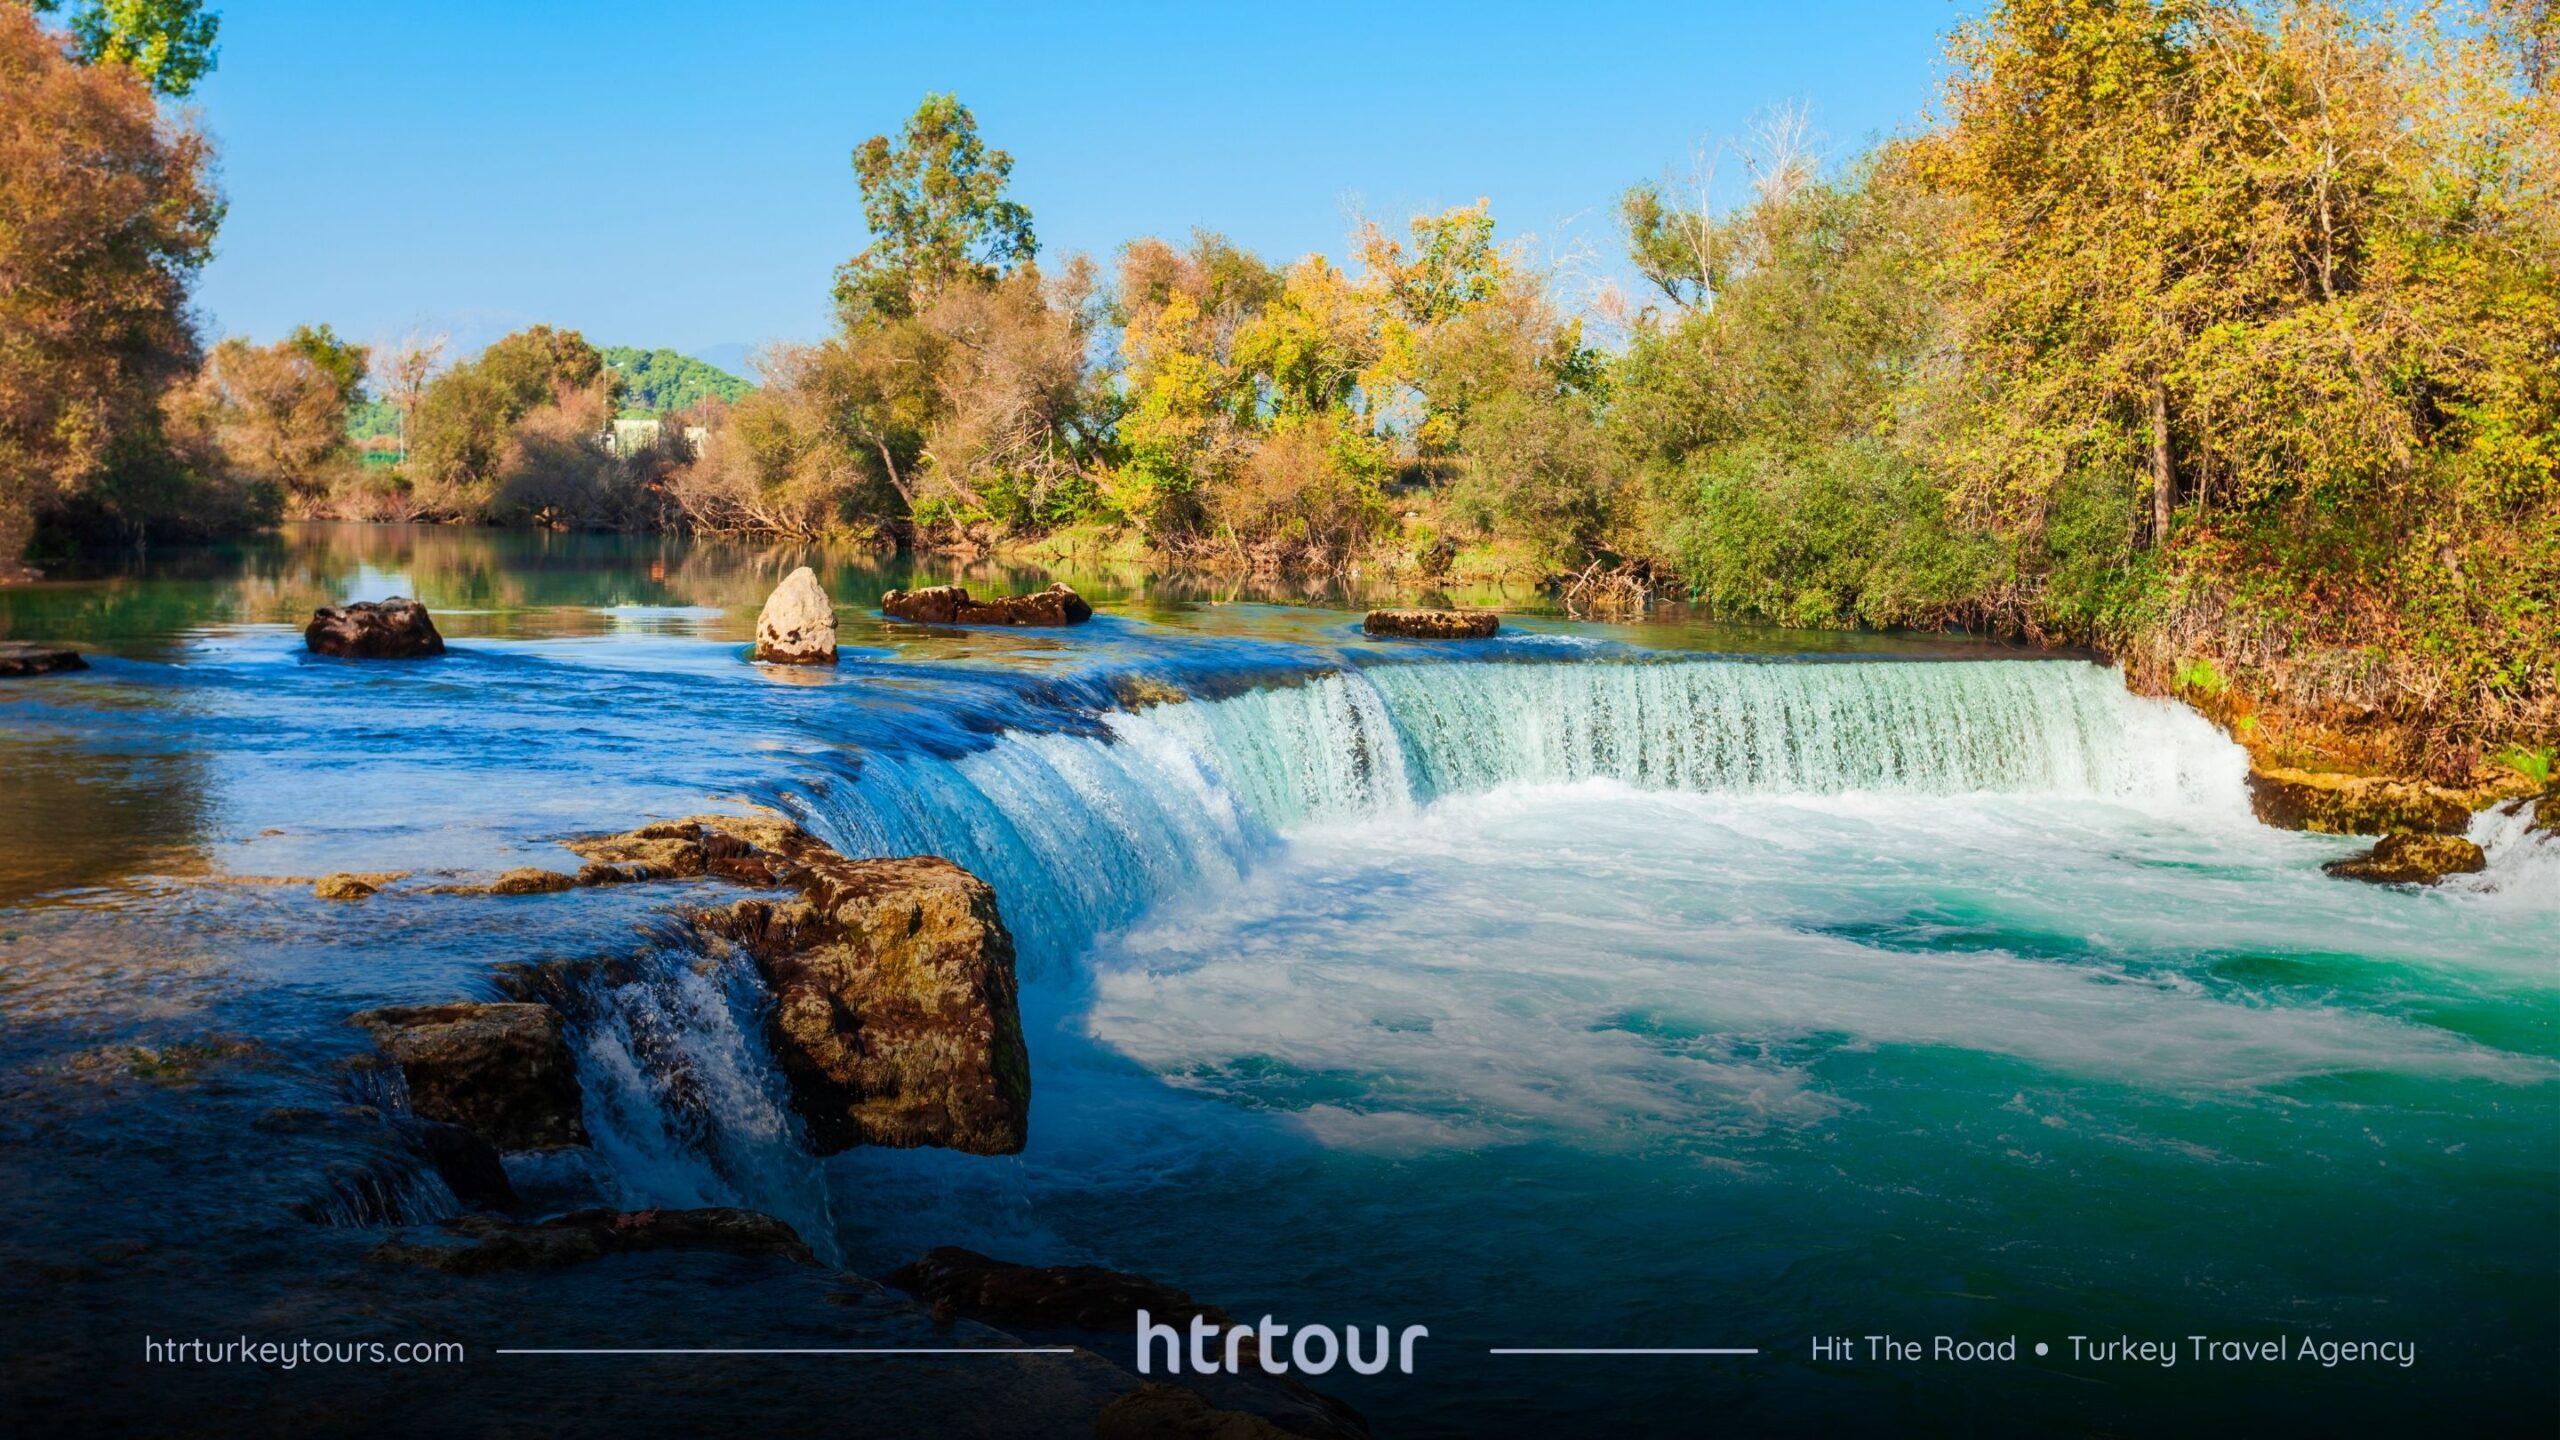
[31, 0, 219, 96]
[407, 326, 615, 513]
[0, 3, 221, 563]
[369, 332, 445, 463]
[284, 323, 368, 408]
[171, 334, 358, 507]
[833, 94, 1037, 326]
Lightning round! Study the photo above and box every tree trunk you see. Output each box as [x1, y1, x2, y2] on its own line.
[2148, 381, 2176, 546]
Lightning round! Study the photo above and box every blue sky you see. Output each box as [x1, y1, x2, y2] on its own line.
[185, 1, 1970, 370]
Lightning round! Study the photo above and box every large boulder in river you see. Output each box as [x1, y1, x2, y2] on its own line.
[1363, 608, 1498, 639]
[350, 1002, 586, 1150]
[0, 642, 87, 677]
[753, 565, 838, 664]
[2322, 832, 2488, 885]
[700, 853, 1030, 1155]
[305, 597, 445, 658]
[883, 582, 1092, 627]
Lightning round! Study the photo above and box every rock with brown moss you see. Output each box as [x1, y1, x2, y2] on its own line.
[2322, 832, 2488, 885]
[349, 1002, 587, 1150]
[305, 597, 445, 658]
[485, 866, 576, 895]
[0, 642, 87, 677]
[2246, 767, 2473, 836]
[700, 853, 1030, 1155]
[883, 582, 1093, 627]
[562, 813, 805, 885]
[1362, 608, 1498, 639]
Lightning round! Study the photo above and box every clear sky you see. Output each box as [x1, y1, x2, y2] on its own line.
[184, 1, 1971, 370]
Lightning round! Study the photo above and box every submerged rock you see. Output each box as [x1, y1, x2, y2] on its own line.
[370, 1207, 814, 1274]
[1363, 608, 1498, 639]
[485, 866, 576, 895]
[313, 871, 403, 900]
[2322, 832, 2488, 885]
[2246, 767, 2471, 836]
[349, 1002, 587, 1150]
[753, 565, 838, 664]
[888, 1247, 1228, 1332]
[0, 642, 87, 677]
[305, 597, 445, 659]
[882, 582, 1093, 627]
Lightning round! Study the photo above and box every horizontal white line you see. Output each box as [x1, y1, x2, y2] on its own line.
[1488, 1348, 1760, 1355]
[493, 1347, 1079, 1356]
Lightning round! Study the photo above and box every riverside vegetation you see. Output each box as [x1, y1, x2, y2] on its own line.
[3, 0, 2555, 790]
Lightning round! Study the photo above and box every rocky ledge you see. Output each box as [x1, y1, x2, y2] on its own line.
[306, 597, 445, 659]
[883, 582, 1092, 627]
[568, 814, 1031, 1155]
[2245, 767, 2494, 836]
[1363, 608, 1498, 639]
[0, 642, 87, 677]
[349, 1002, 587, 1151]
[2322, 832, 2490, 886]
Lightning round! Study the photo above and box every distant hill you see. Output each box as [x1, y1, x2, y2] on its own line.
[689, 342, 758, 381]
[601, 346, 753, 414]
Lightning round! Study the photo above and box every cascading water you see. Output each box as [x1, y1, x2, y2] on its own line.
[555, 654, 2255, 1242]
[797, 656, 2245, 972]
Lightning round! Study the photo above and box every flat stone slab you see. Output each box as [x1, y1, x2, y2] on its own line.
[0, 643, 87, 677]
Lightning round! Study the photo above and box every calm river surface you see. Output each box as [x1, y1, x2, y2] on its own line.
[2, 523, 2551, 1437]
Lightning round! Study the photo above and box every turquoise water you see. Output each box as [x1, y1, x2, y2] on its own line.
[1, 524, 2552, 1436]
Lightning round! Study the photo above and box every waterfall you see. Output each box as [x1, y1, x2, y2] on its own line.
[798, 656, 2242, 971]
[563, 653, 2243, 1248]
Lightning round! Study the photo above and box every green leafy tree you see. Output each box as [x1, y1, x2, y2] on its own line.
[283, 323, 367, 409]
[33, 0, 218, 96]
[833, 93, 1037, 326]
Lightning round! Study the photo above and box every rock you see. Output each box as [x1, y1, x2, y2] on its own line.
[349, 1002, 587, 1150]
[892, 1249, 1369, 1440]
[1362, 608, 1498, 639]
[1097, 1385, 1297, 1440]
[753, 565, 838, 664]
[882, 582, 1093, 627]
[2322, 832, 2488, 885]
[485, 866, 576, 896]
[0, 642, 87, 677]
[563, 813, 805, 885]
[566, 812, 1030, 1155]
[405, 1118, 516, 1210]
[887, 1247, 1228, 1332]
[370, 1207, 813, 1274]
[304, 597, 445, 659]
[701, 853, 1030, 1155]
[313, 872, 401, 900]
[2246, 767, 2472, 836]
